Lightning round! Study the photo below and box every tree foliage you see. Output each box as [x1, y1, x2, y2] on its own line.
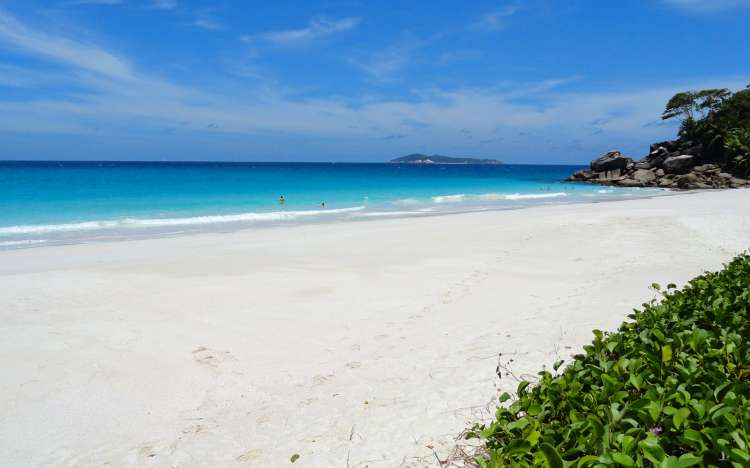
[661, 89, 731, 122]
[660, 85, 750, 173]
[472, 254, 750, 467]
[725, 128, 750, 177]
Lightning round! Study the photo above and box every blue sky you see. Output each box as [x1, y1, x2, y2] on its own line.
[0, 0, 748, 163]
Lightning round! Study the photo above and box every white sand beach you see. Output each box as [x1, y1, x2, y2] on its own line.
[1, 190, 749, 468]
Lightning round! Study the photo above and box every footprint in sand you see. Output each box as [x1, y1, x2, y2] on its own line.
[138, 444, 157, 460]
[236, 448, 263, 462]
[192, 346, 231, 368]
[312, 374, 334, 385]
[181, 423, 206, 434]
[298, 397, 319, 407]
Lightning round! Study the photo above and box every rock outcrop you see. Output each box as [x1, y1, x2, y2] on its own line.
[567, 143, 749, 190]
[663, 155, 697, 174]
[590, 151, 632, 172]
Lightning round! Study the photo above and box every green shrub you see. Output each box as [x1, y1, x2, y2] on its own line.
[471, 254, 750, 467]
[725, 128, 750, 178]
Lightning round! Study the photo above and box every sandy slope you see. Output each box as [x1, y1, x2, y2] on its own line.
[1, 190, 748, 468]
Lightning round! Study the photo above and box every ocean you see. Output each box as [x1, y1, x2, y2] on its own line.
[0, 161, 664, 248]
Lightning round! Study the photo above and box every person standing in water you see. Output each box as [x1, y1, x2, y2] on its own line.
[279, 195, 285, 205]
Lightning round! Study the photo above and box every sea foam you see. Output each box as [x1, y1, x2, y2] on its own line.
[0, 206, 365, 236]
[433, 192, 569, 203]
[392, 198, 420, 206]
[431, 194, 466, 203]
[0, 239, 48, 247]
[503, 192, 568, 200]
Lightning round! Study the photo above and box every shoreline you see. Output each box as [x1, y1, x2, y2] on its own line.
[0, 186, 676, 251]
[1, 189, 748, 467]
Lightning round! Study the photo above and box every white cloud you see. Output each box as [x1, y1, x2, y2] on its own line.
[350, 39, 425, 82]
[662, 0, 750, 11]
[193, 10, 224, 30]
[0, 10, 747, 162]
[0, 10, 133, 80]
[474, 6, 519, 31]
[245, 16, 360, 46]
[194, 18, 223, 30]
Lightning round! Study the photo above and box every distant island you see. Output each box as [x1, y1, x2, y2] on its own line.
[389, 153, 502, 165]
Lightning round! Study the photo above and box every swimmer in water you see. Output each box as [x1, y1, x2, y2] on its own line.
[279, 195, 285, 205]
[321, 202, 325, 207]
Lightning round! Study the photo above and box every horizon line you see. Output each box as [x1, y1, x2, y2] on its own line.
[0, 159, 588, 166]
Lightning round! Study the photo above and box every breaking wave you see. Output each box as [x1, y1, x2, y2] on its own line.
[431, 194, 466, 203]
[0, 206, 366, 236]
[502, 192, 568, 200]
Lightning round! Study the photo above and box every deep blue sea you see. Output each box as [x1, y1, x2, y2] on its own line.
[0, 161, 665, 247]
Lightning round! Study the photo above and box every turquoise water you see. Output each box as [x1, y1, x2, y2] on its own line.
[0, 161, 663, 247]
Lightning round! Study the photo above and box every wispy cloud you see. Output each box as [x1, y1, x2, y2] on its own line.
[64, 0, 123, 5]
[474, 5, 519, 31]
[194, 18, 223, 30]
[379, 134, 407, 140]
[351, 39, 424, 82]
[244, 16, 360, 46]
[152, 0, 177, 9]
[0, 10, 133, 80]
[662, 0, 750, 11]
[0, 10, 747, 162]
[0, 64, 52, 87]
[437, 50, 483, 65]
[193, 10, 224, 30]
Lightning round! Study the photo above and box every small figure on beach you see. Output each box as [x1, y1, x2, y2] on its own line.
[279, 195, 285, 205]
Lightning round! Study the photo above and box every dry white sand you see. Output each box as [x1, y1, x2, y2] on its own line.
[1, 190, 749, 468]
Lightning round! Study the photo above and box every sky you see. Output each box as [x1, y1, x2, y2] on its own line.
[0, 0, 748, 163]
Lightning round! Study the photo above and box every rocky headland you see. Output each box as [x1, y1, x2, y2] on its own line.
[568, 84, 750, 190]
[568, 143, 749, 190]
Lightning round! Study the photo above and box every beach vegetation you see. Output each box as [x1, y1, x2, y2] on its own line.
[470, 253, 750, 467]
[661, 85, 750, 176]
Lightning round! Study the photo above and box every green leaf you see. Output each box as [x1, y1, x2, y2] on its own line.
[506, 439, 531, 456]
[601, 373, 619, 392]
[638, 437, 666, 465]
[526, 430, 541, 446]
[575, 455, 600, 467]
[471, 253, 750, 468]
[682, 429, 703, 445]
[540, 443, 564, 468]
[611, 452, 635, 466]
[728, 448, 750, 464]
[673, 408, 690, 429]
[290, 453, 300, 463]
[645, 400, 662, 422]
[620, 435, 636, 454]
[661, 344, 672, 363]
[676, 453, 702, 467]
